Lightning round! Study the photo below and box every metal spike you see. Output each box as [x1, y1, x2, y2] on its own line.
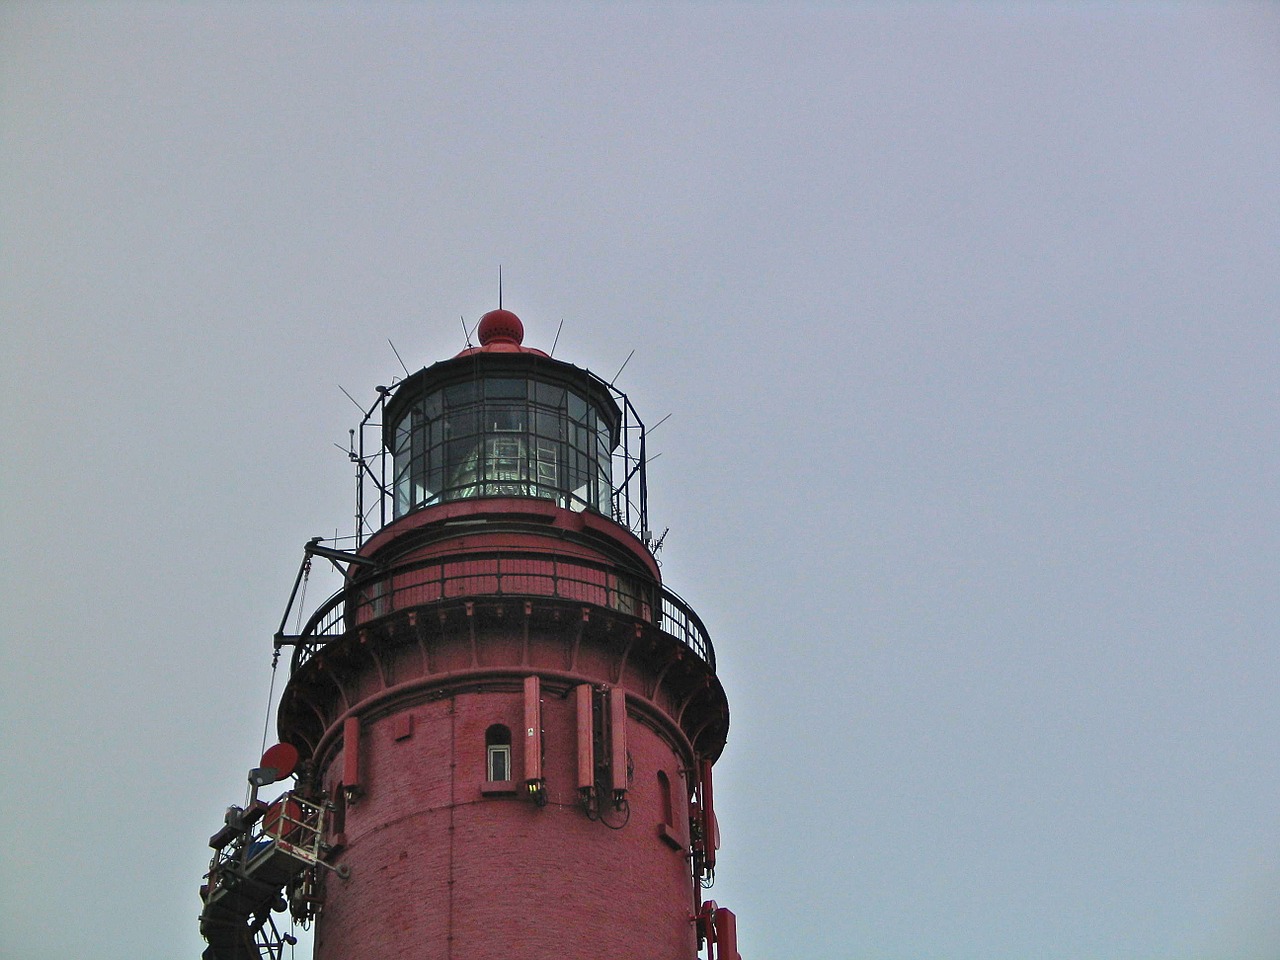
[610, 349, 635, 386]
[388, 339, 410, 376]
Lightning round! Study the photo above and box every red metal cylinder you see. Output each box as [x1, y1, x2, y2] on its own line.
[278, 502, 729, 960]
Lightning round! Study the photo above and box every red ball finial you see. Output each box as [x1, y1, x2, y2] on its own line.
[476, 309, 524, 346]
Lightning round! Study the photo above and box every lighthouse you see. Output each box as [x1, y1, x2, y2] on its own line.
[200, 309, 740, 959]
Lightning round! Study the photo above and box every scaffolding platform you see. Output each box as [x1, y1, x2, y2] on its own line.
[200, 794, 331, 960]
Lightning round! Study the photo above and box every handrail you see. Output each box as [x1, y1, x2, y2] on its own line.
[285, 551, 715, 674]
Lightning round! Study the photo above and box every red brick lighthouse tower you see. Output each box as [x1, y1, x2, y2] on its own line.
[200, 309, 740, 959]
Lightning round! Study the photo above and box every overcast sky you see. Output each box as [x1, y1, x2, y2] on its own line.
[3, 4, 1279, 959]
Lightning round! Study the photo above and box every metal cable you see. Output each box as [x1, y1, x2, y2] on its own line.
[261, 558, 310, 756]
[259, 650, 279, 758]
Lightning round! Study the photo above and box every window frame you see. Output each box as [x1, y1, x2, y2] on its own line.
[481, 723, 517, 796]
[486, 743, 511, 783]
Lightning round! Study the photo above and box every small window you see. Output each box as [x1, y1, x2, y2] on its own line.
[657, 770, 674, 826]
[657, 769, 685, 850]
[329, 781, 347, 839]
[485, 724, 512, 782]
[488, 744, 511, 782]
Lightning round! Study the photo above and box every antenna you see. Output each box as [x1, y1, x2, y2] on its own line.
[498, 265, 503, 309]
[550, 319, 564, 357]
[610, 349, 635, 386]
[388, 338, 410, 377]
[461, 315, 474, 348]
[338, 384, 364, 412]
[334, 429, 358, 461]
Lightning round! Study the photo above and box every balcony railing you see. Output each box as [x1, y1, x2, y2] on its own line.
[286, 551, 715, 674]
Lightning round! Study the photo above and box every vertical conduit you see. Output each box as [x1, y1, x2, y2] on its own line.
[523, 676, 542, 784]
[609, 687, 628, 797]
[342, 716, 361, 794]
[575, 684, 594, 792]
[699, 759, 716, 873]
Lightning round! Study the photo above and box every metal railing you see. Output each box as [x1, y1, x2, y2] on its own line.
[207, 792, 328, 878]
[286, 552, 715, 673]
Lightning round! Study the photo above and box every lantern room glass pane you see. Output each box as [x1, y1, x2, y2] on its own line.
[534, 381, 565, 407]
[485, 378, 526, 399]
[444, 381, 478, 406]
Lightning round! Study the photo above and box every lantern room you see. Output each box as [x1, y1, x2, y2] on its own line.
[383, 309, 622, 520]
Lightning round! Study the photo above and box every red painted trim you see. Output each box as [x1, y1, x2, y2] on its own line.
[575, 684, 594, 791]
[610, 686, 628, 794]
[523, 676, 542, 783]
[714, 908, 739, 960]
[342, 716, 361, 790]
[356, 497, 660, 581]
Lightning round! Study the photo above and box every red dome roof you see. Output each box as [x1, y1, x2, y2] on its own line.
[455, 309, 549, 358]
[477, 309, 523, 346]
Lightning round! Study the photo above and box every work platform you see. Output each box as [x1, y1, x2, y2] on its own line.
[200, 793, 334, 960]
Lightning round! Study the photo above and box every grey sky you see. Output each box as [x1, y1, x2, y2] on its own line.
[2, 4, 1278, 959]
